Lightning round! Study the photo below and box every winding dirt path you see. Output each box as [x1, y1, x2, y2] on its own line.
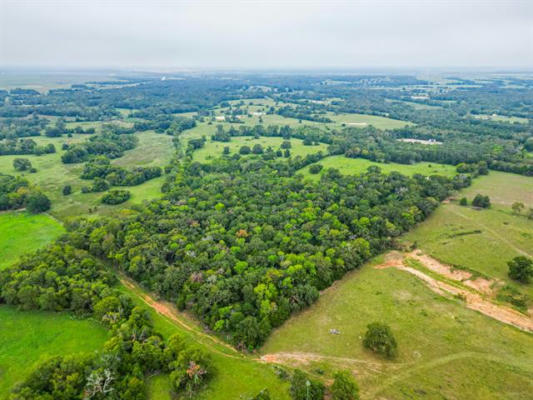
[377, 252, 533, 333]
[119, 275, 244, 359]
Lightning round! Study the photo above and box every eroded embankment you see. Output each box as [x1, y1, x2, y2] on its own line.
[376, 251, 533, 333]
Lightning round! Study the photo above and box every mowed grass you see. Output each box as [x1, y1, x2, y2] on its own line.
[0, 306, 109, 398]
[119, 283, 291, 400]
[459, 171, 533, 208]
[0, 131, 173, 220]
[471, 114, 529, 124]
[328, 112, 414, 129]
[192, 136, 328, 163]
[405, 172, 533, 298]
[299, 156, 456, 180]
[261, 258, 533, 399]
[0, 211, 64, 270]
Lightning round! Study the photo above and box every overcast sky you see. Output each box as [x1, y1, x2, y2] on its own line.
[1, 0, 532, 70]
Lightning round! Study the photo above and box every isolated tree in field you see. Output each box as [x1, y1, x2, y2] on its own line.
[25, 192, 51, 213]
[309, 164, 323, 174]
[289, 369, 325, 400]
[472, 194, 490, 208]
[508, 256, 533, 283]
[512, 202, 524, 215]
[252, 144, 264, 154]
[363, 322, 397, 359]
[281, 140, 292, 149]
[528, 208, 533, 220]
[13, 158, 32, 171]
[331, 370, 359, 400]
[63, 185, 72, 195]
[239, 145, 251, 155]
[223, 146, 230, 155]
[459, 197, 468, 206]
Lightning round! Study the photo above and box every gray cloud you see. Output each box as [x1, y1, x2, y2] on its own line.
[1, 0, 532, 69]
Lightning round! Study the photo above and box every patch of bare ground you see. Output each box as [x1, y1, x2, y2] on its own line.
[407, 250, 497, 295]
[376, 251, 533, 333]
[259, 352, 393, 378]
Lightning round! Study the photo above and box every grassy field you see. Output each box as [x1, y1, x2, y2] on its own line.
[471, 114, 529, 124]
[299, 156, 456, 180]
[261, 256, 533, 399]
[192, 136, 328, 163]
[0, 306, 109, 398]
[328, 112, 414, 129]
[0, 131, 173, 220]
[0, 211, 64, 270]
[261, 171, 533, 399]
[405, 172, 533, 299]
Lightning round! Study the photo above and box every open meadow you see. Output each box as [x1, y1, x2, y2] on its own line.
[261, 254, 533, 399]
[299, 155, 457, 180]
[0, 130, 174, 220]
[0, 211, 64, 270]
[0, 307, 109, 398]
[192, 136, 328, 163]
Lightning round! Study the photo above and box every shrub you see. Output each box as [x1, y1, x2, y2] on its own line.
[331, 370, 359, 400]
[13, 158, 32, 171]
[289, 369, 325, 400]
[459, 197, 468, 206]
[63, 185, 72, 195]
[169, 347, 213, 398]
[363, 322, 398, 359]
[25, 192, 51, 213]
[281, 140, 291, 149]
[91, 177, 110, 192]
[239, 145, 251, 155]
[472, 194, 490, 208]
[309, 164, 323, 174]
[101, 190, 130, 205]
[508, 256, 533, 283]
[252, 144, 264, 154]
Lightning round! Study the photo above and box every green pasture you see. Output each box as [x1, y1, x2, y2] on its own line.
[0, 306, 109, 398]
[299, 156, 456, 180]
[192, 136, 328, 163]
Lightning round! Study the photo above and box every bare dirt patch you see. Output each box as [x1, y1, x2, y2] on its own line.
[375, 251, 533, 333]
[408, 251, 472, 281]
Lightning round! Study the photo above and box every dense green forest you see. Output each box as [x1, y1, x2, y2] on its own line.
[0, 72, 531, 399]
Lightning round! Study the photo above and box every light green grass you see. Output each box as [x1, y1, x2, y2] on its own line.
[113, 131, 174, 168]
[261, 258, 533, 399]
[405, 172, 533, 299]
[458, 171, 533, 208]
[0, 211, 64, 270]
[299, 156, 456, 180]
[0, 306, 109, 398]
[385, 99, 442, 110]
[147, 375, 172, 400]
[192, 136, 327, 163]
[471, 114, 529, 124]
[0, 131, 173, 220]
[328, 112, 414, 129]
